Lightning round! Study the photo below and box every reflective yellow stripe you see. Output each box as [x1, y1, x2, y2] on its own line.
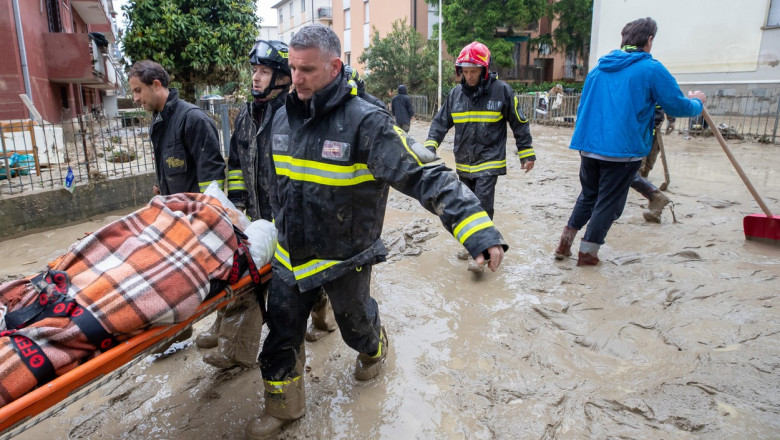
[348, 80, 358, 96]
[453, 211, 494, 244]
[517, 148, 535, 159]
[264, 376, 301, 394]
[227, 182, 246, 191]
[227, 169, 243, 178]
[424, 140, 439, 149]
[452, 111, 503, 124]
[392, 125, 429, 167]
[273, 155, 375, 186]
[274, 243, 343, 281]
[198, 179, 224, 192]
[513, 96, 528, 123]
[456, 160, 506, 173]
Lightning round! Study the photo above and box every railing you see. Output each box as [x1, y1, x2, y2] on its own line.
[1, 91, 776, 196]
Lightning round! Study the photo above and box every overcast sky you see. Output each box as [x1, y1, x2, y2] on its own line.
[112, 0, 278, 28]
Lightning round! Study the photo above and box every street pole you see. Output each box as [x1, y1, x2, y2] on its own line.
[437, 0, 442, 114]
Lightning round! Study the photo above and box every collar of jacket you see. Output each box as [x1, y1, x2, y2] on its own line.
[156, 88, 180, 121]
[287, 69, 352, 122]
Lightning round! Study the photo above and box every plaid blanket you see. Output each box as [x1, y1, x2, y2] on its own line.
[0, 193, 238, 407]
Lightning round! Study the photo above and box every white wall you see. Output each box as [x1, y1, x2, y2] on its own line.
[590, 0, 780, 87]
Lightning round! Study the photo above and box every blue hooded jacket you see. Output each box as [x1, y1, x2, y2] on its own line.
[570, 49, 703, 158]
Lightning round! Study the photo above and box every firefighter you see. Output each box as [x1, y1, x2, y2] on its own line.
[246, 24, 507, 439]
[424, 41, 536, 272]
[195, 40, 336, 368]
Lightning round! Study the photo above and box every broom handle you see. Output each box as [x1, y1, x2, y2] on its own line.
[701, 107, 773, 217]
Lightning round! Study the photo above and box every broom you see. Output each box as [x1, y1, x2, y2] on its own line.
[701, 107, 780, 245]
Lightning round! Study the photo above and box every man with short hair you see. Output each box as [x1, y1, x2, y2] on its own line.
[127, 60, 225, 196]
[554, 17, 705, 265]
[247, 24, 508, 439]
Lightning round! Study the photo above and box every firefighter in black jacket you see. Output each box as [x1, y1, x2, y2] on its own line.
[246, 25, 508, 439]
[424, 42, 536, 271]
[127, 60, 225, 196]
[195, 41, 338, 368]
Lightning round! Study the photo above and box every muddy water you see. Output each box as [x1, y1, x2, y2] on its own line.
[3, 122, 779, 439]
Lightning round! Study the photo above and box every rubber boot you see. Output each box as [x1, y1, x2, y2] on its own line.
[354, 326, 390, 381]
[305, 293, 337, 342]
[554, 226, 578, 260]
[203, 294, 263, 369]
[643, 190, 670, 223]
[194, 309, 224, 349]
[577, 240, 600, 266]
[246, 376, 306, 440]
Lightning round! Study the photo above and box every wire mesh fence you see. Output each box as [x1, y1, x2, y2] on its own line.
[1, 90, 777, 196]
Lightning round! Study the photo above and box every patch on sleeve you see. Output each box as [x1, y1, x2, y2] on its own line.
[321, 140, 351, 161]
[273, 134, 289, 152]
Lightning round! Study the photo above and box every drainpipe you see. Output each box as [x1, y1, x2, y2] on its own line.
[12, 0, 34, 119]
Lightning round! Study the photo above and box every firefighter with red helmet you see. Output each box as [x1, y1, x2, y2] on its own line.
[425, 42, 535, 272]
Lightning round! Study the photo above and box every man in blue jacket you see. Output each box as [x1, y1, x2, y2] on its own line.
[554, 17, 705, 266]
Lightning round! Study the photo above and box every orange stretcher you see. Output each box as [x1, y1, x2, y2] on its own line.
[0, 263, 271, 439]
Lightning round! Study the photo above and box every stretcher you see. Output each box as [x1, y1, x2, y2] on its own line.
[0, 263, 271, 439]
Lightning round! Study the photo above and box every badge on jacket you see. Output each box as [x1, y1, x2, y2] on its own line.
[322, 140, 351, 161]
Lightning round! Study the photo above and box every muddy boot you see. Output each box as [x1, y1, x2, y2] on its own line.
[577, 240, 600, 266]
[665, 123, 674, 134]
[194, 309, 224, 349]
[554, 226, 578, 260]
[457, 249, 470, 260]
[204, 294, 263, 368]
[354, 326, 389, 381]
[246, 376, 306, 440]
[305, 293, 337, 342]
[643, 190, 670, 223]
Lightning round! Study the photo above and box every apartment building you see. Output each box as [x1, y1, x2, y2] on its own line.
[1, 0, 123, 122]
[272, 0, 335, 43]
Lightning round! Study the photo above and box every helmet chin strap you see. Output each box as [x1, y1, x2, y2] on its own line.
[250, 70, 289, 99]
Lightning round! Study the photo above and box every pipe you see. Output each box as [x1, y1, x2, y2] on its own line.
[12, 0, 34, 118]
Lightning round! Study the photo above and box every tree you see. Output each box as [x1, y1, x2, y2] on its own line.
[550, 0, 593, 72]
[122, 0, 259, 101]
[359, 19, 440, 109]
[430, 0, 546, 68]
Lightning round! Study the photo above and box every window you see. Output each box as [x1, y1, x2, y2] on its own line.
[769, 0, 780, 27]
[344, 8, 350, 29]
[290, 3, 294, 18]
[45, 0, 63, 32]
[279, 11, 283, 27]
[301, 0, 306, 12]
[364, 1, 369, 23]
[345, 52, 351, 66]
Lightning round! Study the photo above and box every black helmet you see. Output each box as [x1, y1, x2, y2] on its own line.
[249, 40, 291, 77]
[344, 64, 360, 83]
[248, 40, 291, 99]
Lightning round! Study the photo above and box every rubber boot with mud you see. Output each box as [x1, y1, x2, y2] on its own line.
[354, 326, 389, 381]
[194, 309, 224, 349]
[305, 293, 337, 342]
[577, 240, 600, 266]
[246, 376, 306, 440]
[643, 190, 670, 223]
[554, 226, 578, 260]
[203, 294, 263, 369]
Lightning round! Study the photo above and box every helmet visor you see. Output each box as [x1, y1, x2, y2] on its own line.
[249, 41, 278, 65]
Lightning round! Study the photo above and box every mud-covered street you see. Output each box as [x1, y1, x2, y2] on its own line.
[2, 121, 779, 439]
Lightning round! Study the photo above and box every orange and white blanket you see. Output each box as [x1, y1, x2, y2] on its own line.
[0, 193, 238, 407]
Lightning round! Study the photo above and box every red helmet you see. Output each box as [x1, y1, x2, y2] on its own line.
[455, 42, 491, 80]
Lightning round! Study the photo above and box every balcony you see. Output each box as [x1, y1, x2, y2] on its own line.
[317, 6, 332, 24]
[43, 33, 116, 89]
[71, 0, 111, 25]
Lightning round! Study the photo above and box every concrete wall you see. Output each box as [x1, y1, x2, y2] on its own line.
[0, 173, 156, 240]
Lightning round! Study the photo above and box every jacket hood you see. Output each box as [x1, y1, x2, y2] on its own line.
[597, 49, 651, 72]
[398, 85, 407, 95]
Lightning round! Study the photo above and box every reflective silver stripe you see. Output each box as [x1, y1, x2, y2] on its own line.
[455, 160, 507, 173]
[199, 180, 224, 192]
[273, 155, 375, 186]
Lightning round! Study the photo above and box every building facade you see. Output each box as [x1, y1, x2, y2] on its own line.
[272, 0, 334, 44]
[1, 0, 122, 123]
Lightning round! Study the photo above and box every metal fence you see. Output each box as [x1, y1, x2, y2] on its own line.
[1, 91, 777, 196]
